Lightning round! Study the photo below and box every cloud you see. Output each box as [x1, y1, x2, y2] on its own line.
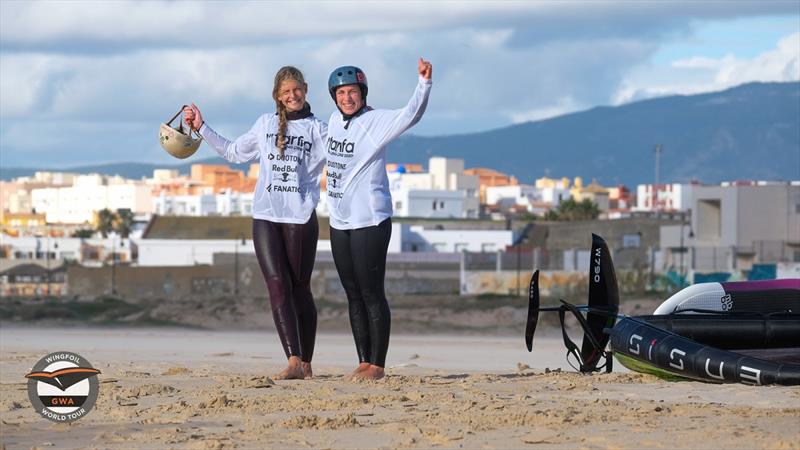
[612, 31, 800, 104]
[2, 1, 795, 51]
[0, 1, 797, 166]
[510, 97, 586, 123]
[712, 32, 800, 84]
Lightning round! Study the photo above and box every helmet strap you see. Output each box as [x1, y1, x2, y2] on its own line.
[342, 105, 371, 130]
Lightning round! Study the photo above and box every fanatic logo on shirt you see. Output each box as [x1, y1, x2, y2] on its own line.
[265, 133, 313, 153]
[326, 137, 355, 157]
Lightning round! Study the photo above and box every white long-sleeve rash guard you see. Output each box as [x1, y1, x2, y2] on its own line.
[200, 114, 327, 224]
[326, 76, 432, 230]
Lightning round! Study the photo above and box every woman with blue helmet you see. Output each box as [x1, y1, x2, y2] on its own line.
[326, 58, 433, 380]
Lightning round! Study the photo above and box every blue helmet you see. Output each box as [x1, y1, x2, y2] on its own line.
[328, 66, 368, 99]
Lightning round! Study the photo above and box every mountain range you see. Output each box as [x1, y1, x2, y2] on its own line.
[2, 81, 798, 187]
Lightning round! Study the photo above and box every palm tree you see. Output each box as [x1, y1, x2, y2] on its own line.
[115, 209, 134, 238]
[545, 198, 600, 221]
[71, 229, 94, 238]
[96, 208, 116, 238]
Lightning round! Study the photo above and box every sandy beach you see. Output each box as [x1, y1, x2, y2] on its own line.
[1, 326, 799, 449]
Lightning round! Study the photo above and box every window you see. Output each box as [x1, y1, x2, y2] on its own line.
[439, 201, 444, 209]
[432, 201, 437, 210]
[697, 199, 722, 240]
[622, 233, 641, 248]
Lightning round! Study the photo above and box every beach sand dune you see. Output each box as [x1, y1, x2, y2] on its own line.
[2, 327, 799, 449]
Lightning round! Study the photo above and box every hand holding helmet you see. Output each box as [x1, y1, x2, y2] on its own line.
[158, 105, 203, 159]
[183, 103, 204, 131]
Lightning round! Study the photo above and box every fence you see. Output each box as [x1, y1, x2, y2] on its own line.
[9, 242, 798, 300]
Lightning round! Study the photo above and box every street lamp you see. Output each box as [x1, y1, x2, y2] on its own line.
[234, 233, 246, 295]
[679, 209, 694, 288]
[111, 237, 125, 296]
[111, 236, 117, 295]
[52, 241, 58, 297]
[35, 236, 42, 297]
[46, 228, 51, 297]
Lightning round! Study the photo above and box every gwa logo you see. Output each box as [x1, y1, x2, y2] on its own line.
[25, 351, 101, 423]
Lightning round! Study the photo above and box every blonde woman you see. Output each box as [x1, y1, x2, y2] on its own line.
[184, 67, 327, 379]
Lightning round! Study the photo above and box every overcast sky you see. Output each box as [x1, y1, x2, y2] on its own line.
[1, 0, 798, 168]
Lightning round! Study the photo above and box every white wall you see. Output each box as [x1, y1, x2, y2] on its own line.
[138, 223, 403, 266]
[31, 181, 153, 224]
[401, 226, 514, 252]
[394, 190, 464, 218]
[2, 236, 132, 263]
[154, 193, 217, 216]
[136, 239, 253, 266]
[389, 165, 478, 219]
[485, 185, 541, 206]
[636, 183, 693, 211]
[216, 191, 254, 216]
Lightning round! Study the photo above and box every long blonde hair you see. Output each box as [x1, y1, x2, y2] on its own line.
[272, 66, 307, 156]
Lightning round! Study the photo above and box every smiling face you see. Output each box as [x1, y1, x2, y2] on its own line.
[335, 85, 364, 115]
[278, 79, 307, 112]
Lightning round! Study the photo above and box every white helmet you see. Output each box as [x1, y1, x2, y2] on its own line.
[159, 106, 202, 159]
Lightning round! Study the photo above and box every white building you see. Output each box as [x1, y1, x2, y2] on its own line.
[216, 190, 254, 216]
[636, 183, 695, 212]
[153, 191, 254, 217]
[136, 239, 254, 266]
[2, 172, 79, 214]
[31, 175, 153, 224]
[660, 181, 800, 271]
[485, 184, 539, 207]
[382, 157, 480, 219]
[318, 157, 480, 219]
[393, 189, 465, 218]
[401, 226, 514, 253]
[137, 222, 403, 266]
[154, 193, 217, 216]
[1, 235, 133, 265]
[429, 157, 479, 218]
[484, 183, 570, 216]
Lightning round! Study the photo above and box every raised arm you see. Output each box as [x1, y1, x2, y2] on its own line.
[184, 103, 260, 163]
[367, 58, 433, 147]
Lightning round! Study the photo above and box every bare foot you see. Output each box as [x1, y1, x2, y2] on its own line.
[301, 362, 313, 379]
[347, 362, 370, 380]
[274, 356, 304, 380]
[351, 364, 385, 381]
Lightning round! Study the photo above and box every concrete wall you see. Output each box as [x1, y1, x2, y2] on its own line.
[462, 269, 651, 297]
[66, 252, 462, 300]
[737, 185, 798, 246]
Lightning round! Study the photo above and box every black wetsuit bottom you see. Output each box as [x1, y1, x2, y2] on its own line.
[252, 212, 318, 362]
[329, 218, 392, 368]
